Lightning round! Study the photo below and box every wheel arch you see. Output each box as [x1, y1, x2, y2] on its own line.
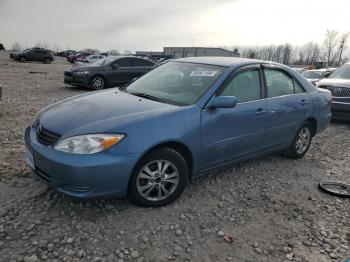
[127, 140, 194, 191]
[306, 117, 317, 137]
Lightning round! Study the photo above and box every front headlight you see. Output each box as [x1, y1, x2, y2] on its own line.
[74, 70, 90, 75]
[54, 134, 125, 154]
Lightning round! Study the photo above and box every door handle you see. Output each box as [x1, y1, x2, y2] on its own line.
[301, 99, 308, 105]
[256, 108, 266, 115]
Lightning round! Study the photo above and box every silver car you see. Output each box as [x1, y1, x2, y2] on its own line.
[79, 54, 105, 63]
[317, 63, 350, 120]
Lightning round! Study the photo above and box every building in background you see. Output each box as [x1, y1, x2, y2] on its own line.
[135, 47, 240, 59]
[163, 47, 239, 58]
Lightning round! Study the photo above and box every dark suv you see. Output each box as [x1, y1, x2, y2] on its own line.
[12, 48, 54, 64]
[64, 56, 156, 90]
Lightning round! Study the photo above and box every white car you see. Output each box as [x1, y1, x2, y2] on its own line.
[78, 54, 105, 63]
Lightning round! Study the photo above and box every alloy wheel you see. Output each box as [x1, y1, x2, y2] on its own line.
[136, 159, 179, 202]
[91, 76, 104, 90]
[296, 127, 310, 154]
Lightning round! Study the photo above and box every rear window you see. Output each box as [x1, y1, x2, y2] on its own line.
[134, 58, 154, 66]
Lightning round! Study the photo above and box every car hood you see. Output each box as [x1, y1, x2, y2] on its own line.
[317, 78, 350, 88]
[38, 90, 179, 137]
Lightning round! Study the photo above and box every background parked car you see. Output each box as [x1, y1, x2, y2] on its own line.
[58, 50, 76, 57]
[317, 63, 350, 120]
[301, 70, 325, 85]
[77, 54, 106, 63]
[67, 52, 91, 63]
[64, 55, 157, 90]
[291, 67, 306, 73]
[12, 47, 54, 64]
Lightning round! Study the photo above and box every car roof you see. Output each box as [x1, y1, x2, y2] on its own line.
[174, 57, 264, 67]
[109, 55, 154, 61]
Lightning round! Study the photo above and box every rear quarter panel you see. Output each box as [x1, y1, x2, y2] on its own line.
[285, 66, 332, 135]
[309, 89, 332, 134]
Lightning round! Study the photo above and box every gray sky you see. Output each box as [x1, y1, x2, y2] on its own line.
[0, 0, 349, 52]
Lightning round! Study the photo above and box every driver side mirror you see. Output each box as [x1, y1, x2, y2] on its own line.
[207, 96, 237, 109]
[112, 64, 119, 69]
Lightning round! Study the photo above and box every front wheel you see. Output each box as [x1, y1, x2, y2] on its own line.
[129, 148, 189, 207]
[19, 56, 26, 63]
[284, 121, 313, 159]
[90, 76, 105, 90]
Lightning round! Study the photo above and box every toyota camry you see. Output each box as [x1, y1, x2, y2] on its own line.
[25, 57, 332, 207]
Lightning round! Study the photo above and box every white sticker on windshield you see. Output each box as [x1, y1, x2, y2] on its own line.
[190, 71, 217, 77]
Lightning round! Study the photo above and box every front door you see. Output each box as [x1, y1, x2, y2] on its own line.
[200, 66, 267, 170]
[109, 57, 135, 87]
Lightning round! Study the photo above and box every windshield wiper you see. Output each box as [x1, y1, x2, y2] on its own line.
[129, 92, 164, 103]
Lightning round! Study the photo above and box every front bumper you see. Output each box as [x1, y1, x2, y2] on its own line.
[64, 73, 90, 87]
[24, 127, 141, 199]
[331, 98, 350, 121]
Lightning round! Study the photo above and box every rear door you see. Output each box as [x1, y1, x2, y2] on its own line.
[200, 65, 267, 169]
[109, 58, 135, 86]
[262, 65, 310, 151]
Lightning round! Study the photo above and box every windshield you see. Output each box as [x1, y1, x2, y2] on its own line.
[302, 71, 322, 79]
[329, 64, 350, 79]
[92, 56, 117, 66]
[127, 62, 226, 106]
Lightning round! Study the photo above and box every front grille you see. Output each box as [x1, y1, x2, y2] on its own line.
[319, 85, 350, 97]
[36, 125, 61, 145]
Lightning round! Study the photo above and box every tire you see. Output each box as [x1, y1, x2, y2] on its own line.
[43, 57, 51, 64]
[19, 56, 26, 63]
[284, 121, 313, 159]
[129, 148, 189, 207]
[318, 181, 350, 198]
[90, 75, 105, 90]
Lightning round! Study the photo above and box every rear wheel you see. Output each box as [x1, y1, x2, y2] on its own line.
[19, 56, 26, 63]
[129, 148, 188, 207]
[284, 121, 313, 159]
[90, 76, 105, 90]
[43, 57, 51, 64]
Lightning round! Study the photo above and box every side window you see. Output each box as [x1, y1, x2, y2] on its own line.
[264, 69, 294, 98]
[294, 80, 305, 94]
[219, 69, 261, 103]
[115, 58, 133, 67]
[134, 58, 155, 66]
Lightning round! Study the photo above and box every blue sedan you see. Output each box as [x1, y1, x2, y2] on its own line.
[25, 57, 332, 207]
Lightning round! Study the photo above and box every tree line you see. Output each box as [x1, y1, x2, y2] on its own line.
[225, 30, 349, 67]
[9, 29, 349, 67]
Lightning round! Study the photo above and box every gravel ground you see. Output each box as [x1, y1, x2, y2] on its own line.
[0, 51, 349, 262]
